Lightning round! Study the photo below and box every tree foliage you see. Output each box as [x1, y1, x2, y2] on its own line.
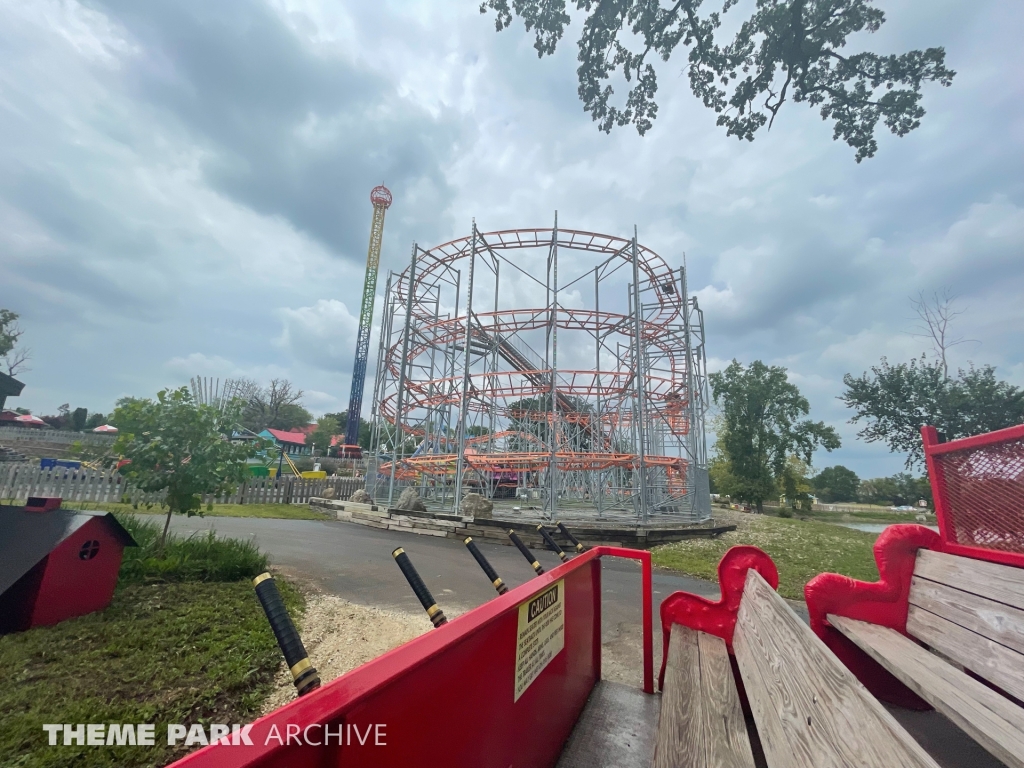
[309, 415, 339, 456]
[778, 455, 813, 512]
[811, 464, 860, 502]
[710, 359, 839, 510]
[323, 412, 374, 451]
[112, 388, 261, 548]
[841, 356, 1024, 468]
[506, 393, 594, 451]
[39, 403, 105, 431]
[481, 0, 954, 161]
[858, 472, 930, 507]
[237, 378, 312, 433]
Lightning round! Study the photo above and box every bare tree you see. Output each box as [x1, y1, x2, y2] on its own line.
[910, 289, 976, 380]
[3, 347, 31, 377]
[0, 309, 31, 376]
[239, 378, 309, 432]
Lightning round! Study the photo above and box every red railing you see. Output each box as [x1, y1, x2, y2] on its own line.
[923, 423, 1024, 568]
[169, 546, 652, 768]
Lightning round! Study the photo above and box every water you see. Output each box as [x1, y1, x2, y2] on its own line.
[836, 522, 939, 534]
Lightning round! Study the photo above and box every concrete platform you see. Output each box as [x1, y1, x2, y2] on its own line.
[310, 496, 736, 549]
[557, 681, 661, 768]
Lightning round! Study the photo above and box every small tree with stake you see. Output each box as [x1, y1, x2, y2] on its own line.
[112, 387, 261, 552]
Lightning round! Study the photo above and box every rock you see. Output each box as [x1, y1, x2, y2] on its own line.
[321, 486, 336, 499]
[460, 493, 493, 519]
[394, 487, 426, 512]
[349, 488, 372, 504]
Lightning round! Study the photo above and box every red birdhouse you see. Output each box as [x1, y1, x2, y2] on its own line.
[0, 498, 137, 634]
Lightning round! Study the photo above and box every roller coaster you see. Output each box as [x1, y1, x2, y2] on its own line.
[366, 220, 711, 523]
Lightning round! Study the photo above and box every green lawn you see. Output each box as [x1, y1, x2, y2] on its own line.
[652, 513, 882, 600]
[1, 516, 302, 768]
[52, 501, 332, 521]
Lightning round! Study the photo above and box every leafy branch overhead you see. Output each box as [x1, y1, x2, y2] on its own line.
[481, 0, 955, 161]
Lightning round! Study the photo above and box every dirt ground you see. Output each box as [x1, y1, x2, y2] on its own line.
[261, 583, 650, 713]
[261, 591, 435, 713]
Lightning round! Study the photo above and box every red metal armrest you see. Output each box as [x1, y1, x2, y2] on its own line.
[658, 546, 778, 690]
[804, 524, 942, 709]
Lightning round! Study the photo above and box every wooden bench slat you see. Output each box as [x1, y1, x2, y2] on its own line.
[735, 571, 939, 768]
[908, 604, 1024, 703]
[915, 550, 1024, 611]
[654, 624, 703, 768]
[731, 626, 806, 768]
[654, 625, 756, 768]
[830, 614, 1024, 768]
[910, 576, 1024, 656]
[697, 630, 756, 768]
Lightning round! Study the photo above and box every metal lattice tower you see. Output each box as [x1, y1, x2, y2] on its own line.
[344, 185, 393, 446]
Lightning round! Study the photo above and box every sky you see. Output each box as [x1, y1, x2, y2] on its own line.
[1, 0, 1022, 478]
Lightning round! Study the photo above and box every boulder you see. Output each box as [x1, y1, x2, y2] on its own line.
[394, 487, 426, 512]
[349, 488, 372, 504]
[321, 486, 336, 499]
[460, 493, 493, 519]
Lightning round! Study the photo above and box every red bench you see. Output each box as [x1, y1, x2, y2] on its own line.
[805, 424, 1024, 768]
[654, 423, 1024, 767]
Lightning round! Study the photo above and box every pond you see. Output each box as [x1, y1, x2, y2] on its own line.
[835, 522, 940, 534]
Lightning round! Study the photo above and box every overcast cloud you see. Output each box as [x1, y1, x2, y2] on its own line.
[1, 0, 1022, 477]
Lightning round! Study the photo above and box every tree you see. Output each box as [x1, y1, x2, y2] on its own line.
[239, 379, 312, 432]
[858, 472, 930, 507]
[71, 407, 88, 432]
[811, 465, 860, 503]
[112, 388, 261, 551]
[323, 412, 373, 450]
[506, 393, 594, 451]
[778, 455, 813, 513]
[0, 308, 31, 376]
[85, 412, 106, 429]
[480, 0, 955, 161]
[707, 454, 736, 497]
[841, 356, 1024, 468]
[710, 360, 840, 512]
[310, 415, 339, 457]
[910, 289, 974, 380]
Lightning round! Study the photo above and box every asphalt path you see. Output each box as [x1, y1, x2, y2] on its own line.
[161, 514, 721, 638]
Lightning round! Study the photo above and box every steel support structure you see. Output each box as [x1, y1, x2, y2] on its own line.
[368, 223, 710, 523]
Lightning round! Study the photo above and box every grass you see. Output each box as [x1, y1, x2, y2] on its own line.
[1, 516, 301, 768]
[796, 508, 936, 524]
[44, 501, 332, 521]
[652, 512, 882, 600]
[117, 514, 270, 584]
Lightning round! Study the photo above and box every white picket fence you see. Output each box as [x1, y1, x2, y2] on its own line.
[0, 464, 364, 506]
[0, 426, 115, 446]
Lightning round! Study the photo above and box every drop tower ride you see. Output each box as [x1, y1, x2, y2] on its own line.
[343, 185, 393, 448]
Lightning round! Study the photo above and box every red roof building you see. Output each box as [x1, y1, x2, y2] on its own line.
[259, 429, 311, 455]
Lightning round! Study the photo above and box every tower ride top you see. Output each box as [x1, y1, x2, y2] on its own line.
[368, 218, 711, 523]
[344, 185, 393, 448]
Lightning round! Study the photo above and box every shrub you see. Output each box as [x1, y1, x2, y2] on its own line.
[116, 514, 269, 584]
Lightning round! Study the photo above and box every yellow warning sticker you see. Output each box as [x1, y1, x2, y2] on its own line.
[514, 579, 565, 702]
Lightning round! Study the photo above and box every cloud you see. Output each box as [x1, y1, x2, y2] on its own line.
[1, 0, 1022, 480]
[275, 299, 359, 372]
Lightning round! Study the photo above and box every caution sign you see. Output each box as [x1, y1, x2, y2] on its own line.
[513, 580, 565, 702]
